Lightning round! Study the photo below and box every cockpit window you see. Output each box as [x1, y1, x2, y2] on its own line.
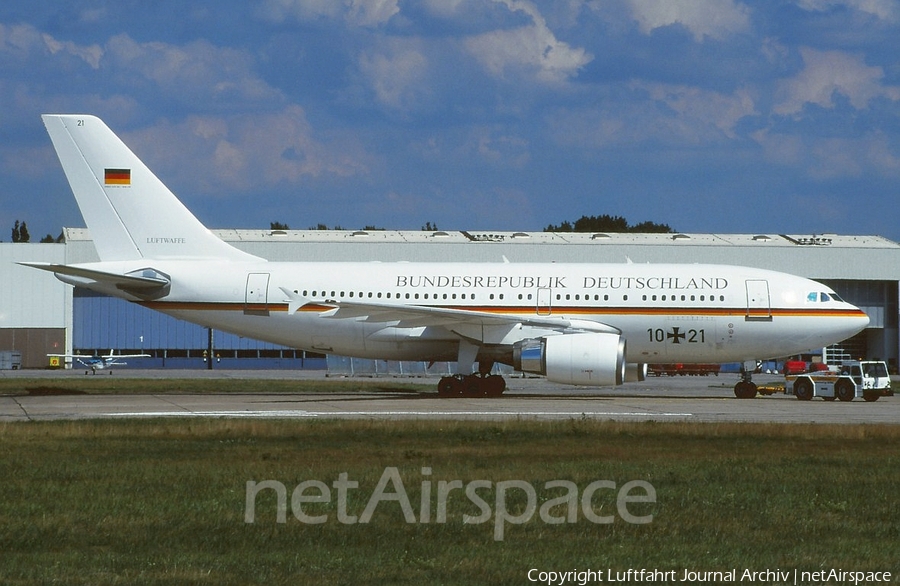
[808, 291, 841, 302]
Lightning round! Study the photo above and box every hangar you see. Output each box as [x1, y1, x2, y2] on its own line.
[2, 228, 897, 371]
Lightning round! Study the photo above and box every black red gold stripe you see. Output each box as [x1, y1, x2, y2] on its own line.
[138, 300, 866, 319]
[104, 168, 131, 185]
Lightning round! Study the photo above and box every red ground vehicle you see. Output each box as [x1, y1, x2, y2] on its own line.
[649, 364, 720, 376]
[782, 360, 830, 375]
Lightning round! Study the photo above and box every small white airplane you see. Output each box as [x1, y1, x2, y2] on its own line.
[24, 115, 869, 398]
[48, 350, 151, 374]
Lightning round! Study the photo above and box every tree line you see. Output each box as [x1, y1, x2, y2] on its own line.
[544, 214, 672, 233]
[274, 216, 671, 234]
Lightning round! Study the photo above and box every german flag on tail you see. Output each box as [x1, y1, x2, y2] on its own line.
[104, 168, 131, 186]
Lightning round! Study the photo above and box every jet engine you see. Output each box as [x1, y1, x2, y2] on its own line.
[513, 332, 625, 386]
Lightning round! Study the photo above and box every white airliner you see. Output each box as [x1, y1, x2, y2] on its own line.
[48, 350, 151, 374]
[24, 115, 869, 398]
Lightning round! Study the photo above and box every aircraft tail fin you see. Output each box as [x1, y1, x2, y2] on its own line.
[42, 114, 259, 262]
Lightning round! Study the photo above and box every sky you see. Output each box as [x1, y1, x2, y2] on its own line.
[1, 0, 899, 242]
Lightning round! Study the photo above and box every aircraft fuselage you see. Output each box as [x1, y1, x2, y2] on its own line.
[75, 259, 868, 366]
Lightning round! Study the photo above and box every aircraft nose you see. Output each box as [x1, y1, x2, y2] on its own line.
[847, 304, 870, 333]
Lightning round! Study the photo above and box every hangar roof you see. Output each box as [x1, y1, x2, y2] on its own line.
[62, 228, 900, 281]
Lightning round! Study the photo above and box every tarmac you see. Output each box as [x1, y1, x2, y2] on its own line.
[0, 368, 897, 424]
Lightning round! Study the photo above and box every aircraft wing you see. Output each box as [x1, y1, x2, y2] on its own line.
[286, 293, 620, 335]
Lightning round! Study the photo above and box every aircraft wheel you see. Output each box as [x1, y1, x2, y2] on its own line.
[733, 381, 757, 399]
[794, 380, 813, 401]
[437, 376, 462, 398]
[462, 375, 484, 397]
[835, 380, 854, 402]
[484, 375, 506, 397]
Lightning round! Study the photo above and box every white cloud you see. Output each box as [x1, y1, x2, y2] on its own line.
[347, 0, 401, 26]
[627, 0, 751, 41]
[0, 23, 103, 69]
[634, 82, 757, 139]
[464, 0, 592, 83]
[357, 41, 430, 110]
[774, 47, 900, 115]
[796, 0, 900, 22]
[104, 34, 283, 104]
[260, 0, 399, 26]
[752, 129, 900, 179]
[42, 34, 103, 69]
[548, 83, 757, 149]
[130, 106, 372, 195]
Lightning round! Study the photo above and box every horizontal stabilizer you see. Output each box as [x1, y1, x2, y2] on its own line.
[19, 262, 169, 291]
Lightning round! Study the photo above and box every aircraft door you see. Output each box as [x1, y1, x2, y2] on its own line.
[745, 279, 771, 322]
[536, 287, 552, 316]
[245, 273, 270, 316]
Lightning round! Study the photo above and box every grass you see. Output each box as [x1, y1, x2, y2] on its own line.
[0, 376, 432, 396]
[0, 418, 898, 585]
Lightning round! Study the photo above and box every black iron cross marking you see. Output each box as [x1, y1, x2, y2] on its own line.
[667, 327, 686, 344]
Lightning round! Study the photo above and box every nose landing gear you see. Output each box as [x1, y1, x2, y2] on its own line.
[733, 361, 759, 399]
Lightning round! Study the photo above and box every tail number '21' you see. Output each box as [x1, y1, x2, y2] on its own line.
[648, 328, 705, 344]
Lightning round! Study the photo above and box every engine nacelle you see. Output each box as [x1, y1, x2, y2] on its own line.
[513, 333, 625, 386]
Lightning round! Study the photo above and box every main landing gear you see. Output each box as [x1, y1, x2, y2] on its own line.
[733, 361, 758, 399]
[437, 353, 507, 398]
[437, 373, 506, 398]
